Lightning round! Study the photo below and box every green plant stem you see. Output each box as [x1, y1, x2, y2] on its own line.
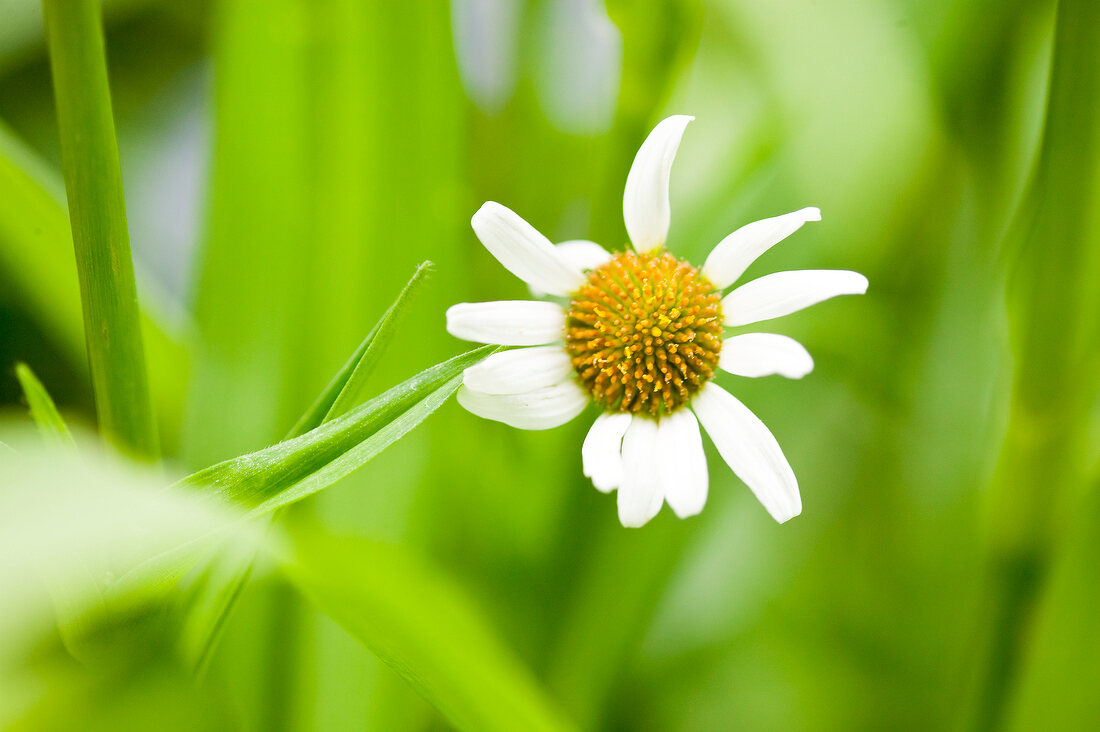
[41, 0, 158, 458]
[970, 0, 1100, 727]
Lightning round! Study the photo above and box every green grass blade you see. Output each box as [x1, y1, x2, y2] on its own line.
[286, 530, 577, 732]
[40, 0, 157, 458]
[289, 261, 433, 438]
[14, 363, 74, 448]
[177, 344, 488, 671]
[179, 346, 491, 516]
[182, 265, 433, 674]
[322, 260, 433, 422]
[251, 376, 459, 516]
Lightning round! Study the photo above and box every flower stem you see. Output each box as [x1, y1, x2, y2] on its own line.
[41, 0, 158, 458]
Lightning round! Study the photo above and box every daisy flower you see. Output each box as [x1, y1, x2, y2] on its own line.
[447, 115, 867, 527]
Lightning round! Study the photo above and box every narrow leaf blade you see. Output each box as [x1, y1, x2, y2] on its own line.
[179, 346, 493, 516]
[289, 261, 432, 438]
[14, 363, 75, 448]
[324, 260, 433, 422]
[180, 268, 436, 674]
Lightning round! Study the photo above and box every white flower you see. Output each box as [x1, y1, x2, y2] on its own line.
[447, 115, 867, 527]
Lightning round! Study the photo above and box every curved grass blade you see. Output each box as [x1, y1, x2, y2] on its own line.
[178, 345, 492, 517]
[14, 363, 75, 449]
[288, 260, 432, 437]
[179, 345, 488, 670]
[287, 530, 577, 732]
[183, 266, 436, 673]
[41, 0, 157, 458]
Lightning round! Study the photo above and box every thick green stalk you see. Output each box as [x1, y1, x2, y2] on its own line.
[41, 0, 158, 458]
[969, 0, 1100, 727]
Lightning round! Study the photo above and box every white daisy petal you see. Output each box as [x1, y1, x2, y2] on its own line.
[623, 115, 694, 253]
[446, 301, 566, 345]
[617, 417, 663, 527]
[463, 346, 574, 395]
[556, 239, 613, 272]
[456, 381, 588, 430]
[528, 240, 613, 298]
[719, 333, 814, 379]
[691, 383, 801, 523]
[581, 412, 632, 493]
[701, 207, 822, 288]
[723, 270, 868, 327]
[656, 410, 708, 518]
[471, 201, 587, 296]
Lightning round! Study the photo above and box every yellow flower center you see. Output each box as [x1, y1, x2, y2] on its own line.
[565, 250, 723, 416]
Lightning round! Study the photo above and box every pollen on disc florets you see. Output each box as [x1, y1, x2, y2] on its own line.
[565, 250, 723, 417]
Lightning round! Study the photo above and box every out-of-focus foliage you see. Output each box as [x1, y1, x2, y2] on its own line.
[1, 0, 1098, 730]
[288, 530, 576, 732]
[0, 435, 262, 728]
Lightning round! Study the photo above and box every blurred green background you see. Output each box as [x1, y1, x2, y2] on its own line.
[2, 0, 1099, 730]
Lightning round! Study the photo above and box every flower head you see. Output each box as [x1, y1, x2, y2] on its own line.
[567, 250, 723, 416]
[447, 115, 867, 527]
